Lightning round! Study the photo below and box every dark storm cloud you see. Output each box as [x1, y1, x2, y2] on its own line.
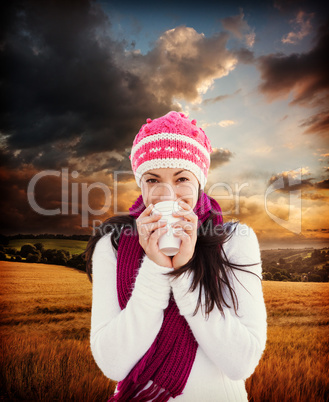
[203, 89, 241, 105]
[274, 0, 310, 13]
[257, 17, 329, 136]
[210, 148, 234, 169]
[273, 0, 327, 14]
[258, 18, 329, 105]
[234, 48, 255, 64]
[268, 174, 313, 191]
[267, 172, 329, 191]
[299, 111, 329, 137]
[315, 179, 329, 189]
[1, 0, 245, 234]
[0, 0, 173, 166]
[1, 1, 243, 173]
[0, 165, 115, 235]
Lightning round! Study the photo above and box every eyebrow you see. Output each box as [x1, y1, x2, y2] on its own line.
[144, 170, 188, 178]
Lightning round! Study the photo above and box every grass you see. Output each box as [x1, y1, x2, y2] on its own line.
[0, 261, 328, 401]
[246, 281, 329, 402]
[8, 239, 88, 255]
[0, 261, 115, 401]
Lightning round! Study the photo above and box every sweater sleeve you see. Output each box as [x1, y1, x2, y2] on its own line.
[90, 232, 173, 381]
[169, 223, 267, 381]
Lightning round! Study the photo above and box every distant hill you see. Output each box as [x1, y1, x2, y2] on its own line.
[260, 247, 329, 282]
[8, 238, 87, 255]
[1, 233, 90, 242]
[260, 249, 314, 261]
[1, 235, 328, 282]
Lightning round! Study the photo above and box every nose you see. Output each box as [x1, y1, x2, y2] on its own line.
[150, 183, 180, 204]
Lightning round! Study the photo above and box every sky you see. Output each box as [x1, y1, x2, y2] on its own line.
[0, 0, 328, 249]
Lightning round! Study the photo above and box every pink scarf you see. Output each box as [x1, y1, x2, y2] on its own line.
[110, 191, 223, 401]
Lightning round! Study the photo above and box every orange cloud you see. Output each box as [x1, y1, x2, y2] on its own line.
[300, 110, 329, 138]
[281, 11, 313, 45]
[125, 26, 238, 104]
[221, 10, 255, 48]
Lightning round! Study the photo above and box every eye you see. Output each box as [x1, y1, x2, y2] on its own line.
[177, 177, 189, 182]
[146, 178, 158, 183]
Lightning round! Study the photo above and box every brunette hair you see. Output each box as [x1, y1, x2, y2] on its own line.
[83, 200, 260, 318]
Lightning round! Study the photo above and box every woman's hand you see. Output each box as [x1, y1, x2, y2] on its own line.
[136, 204, 173, 269]
[171, 200, 198, 269]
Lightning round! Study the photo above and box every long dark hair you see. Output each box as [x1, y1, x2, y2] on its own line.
[83, 202, 260, 318]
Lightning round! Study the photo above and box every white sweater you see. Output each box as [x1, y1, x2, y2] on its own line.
[90, 223, 267, 402]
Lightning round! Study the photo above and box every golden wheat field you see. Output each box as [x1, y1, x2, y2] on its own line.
[0, 261, 328, 402]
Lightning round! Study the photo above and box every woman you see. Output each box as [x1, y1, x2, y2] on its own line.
[84, 111, 267, 401]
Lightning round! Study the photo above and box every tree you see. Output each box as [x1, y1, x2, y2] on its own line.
[26, 253, 41, 263]
[20, 244, 37, 258]
[308, 273, 321, 282]
[54, 250, 68, 265]
[67, 254, 85, 271]
[290, 273, 301, 282]
[43, 249, 57, 263]
[5, 247, 17, 256]
[262, 272, 273, 281]
[273, 272, 283, 281]
[34, 243, 45, 252]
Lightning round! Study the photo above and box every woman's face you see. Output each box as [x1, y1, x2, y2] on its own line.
[141, 168, 200, 210]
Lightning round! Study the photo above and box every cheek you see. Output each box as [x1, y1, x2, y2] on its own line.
[141, 183, 150, 205]
[178, 182, 199, 205]
[179, 182, 199, 195]
[141, 183, 169, 204]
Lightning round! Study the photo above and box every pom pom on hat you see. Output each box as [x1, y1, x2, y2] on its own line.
[130, 111, 213, 190]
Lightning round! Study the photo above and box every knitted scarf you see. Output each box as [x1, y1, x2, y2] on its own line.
[110, 191, 223, 401]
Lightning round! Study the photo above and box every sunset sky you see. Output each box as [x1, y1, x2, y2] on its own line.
[1, 0, 328, 249]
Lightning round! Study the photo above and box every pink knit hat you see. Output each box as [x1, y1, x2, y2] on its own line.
[129, 111, 213, 190]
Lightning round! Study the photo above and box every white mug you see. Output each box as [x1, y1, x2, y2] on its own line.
[151, 200, 183, 256]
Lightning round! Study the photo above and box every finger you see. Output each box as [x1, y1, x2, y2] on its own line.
[173, 227, 188, 237]
[137, 203, 163, 223]
[139, 203, 154, 217]
[140, 219, 167, 236]
[149, 226, 168, 245]
[171, 221, 194, 234]
[177, 200, 192, 211]
[139, 223, 150, 240]
[137, 208, 162, 228]
[173, 202, 196, 221]
[137, 205, 154, 227]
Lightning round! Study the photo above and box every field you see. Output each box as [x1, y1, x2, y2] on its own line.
[8, 238, 87, 255]
[0, 261, 328, 402]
